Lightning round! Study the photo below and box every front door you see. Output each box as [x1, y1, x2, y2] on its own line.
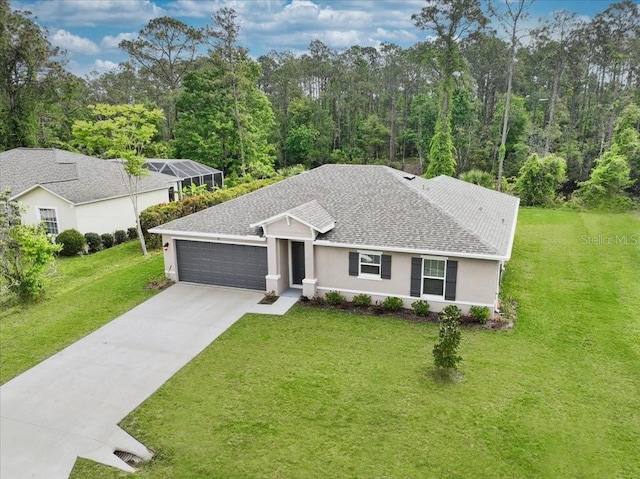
[291, 241, 305, 286]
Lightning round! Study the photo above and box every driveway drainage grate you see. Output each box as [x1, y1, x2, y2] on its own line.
[114, 450, 145, 467]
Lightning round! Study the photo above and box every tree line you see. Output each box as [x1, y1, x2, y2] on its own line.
[1, 0, 639, 197]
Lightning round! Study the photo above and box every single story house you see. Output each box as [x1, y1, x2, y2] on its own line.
[143, 159, 223, 200]
[0, 148, 178, 235]
[151, 165, 520, 313]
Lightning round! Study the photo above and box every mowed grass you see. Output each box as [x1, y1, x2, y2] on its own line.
[0, 241, 164, 384]
[69, 209, 640, 478]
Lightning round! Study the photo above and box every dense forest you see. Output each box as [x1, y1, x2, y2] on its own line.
[1, 0, 639, 201]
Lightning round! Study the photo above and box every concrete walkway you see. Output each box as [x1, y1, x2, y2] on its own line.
[0, 283, 296, 479]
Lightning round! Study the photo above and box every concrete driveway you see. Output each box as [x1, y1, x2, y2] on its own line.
[0, 283, 264, 479]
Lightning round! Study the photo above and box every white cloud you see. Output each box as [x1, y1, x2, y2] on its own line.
[93, 59, 119, 71]
[372, 27, 418, 43]
[321, 30, 364, 48]
[12, 0, 166, 27]
[51, 29, 100, 54]
[12, 0, 433, 71]
[228, 0, 428, 56]
[101, 32, 137, 50]
[167, 0, 229, 18]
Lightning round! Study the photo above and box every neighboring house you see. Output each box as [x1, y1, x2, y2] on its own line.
[143, 159, 223, 200]
[0, 148, 178, 235]
[151, 165, 520, 313]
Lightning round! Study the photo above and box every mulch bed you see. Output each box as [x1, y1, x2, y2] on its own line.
[297, 297, 515, 330]
[258, 293, 279, 305]
[144, 278, 175, 291]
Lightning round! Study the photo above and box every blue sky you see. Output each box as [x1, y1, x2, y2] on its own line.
[10, 0, 628, 76]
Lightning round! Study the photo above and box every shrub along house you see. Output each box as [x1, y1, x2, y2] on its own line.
[151, 165, 519, 313]
[0, 148, 177, 235]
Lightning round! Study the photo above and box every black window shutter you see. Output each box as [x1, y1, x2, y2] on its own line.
[410, 258, 422, 297]
[349, 252, 359, 276]
[381, 255, 392, 279]
[445, 260, 458, 301]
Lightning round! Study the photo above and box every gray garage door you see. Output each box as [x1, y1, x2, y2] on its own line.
[176, 240, 267, 290]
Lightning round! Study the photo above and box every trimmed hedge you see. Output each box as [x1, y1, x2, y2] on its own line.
[101, 233, 114, 249]
[352, 293, 372, 307]
[84, 232, 102, 253]
[114, 230, 128, 244]
[325, 291, 346, 306]
[140, 178, 282, 247]
[56, 229, 86, 256]
[382, 296, 404, 312]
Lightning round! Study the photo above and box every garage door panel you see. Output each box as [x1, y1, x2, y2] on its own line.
[176, 241, 267, 290]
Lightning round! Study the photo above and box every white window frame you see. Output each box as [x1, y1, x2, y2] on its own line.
[421, 255, 447, 298]
[36, 207, 59, 235]
[358, 250, 382, 280]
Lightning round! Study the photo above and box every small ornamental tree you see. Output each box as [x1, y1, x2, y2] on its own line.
[1, 192, 61, 302]
[72, 104, 166, 255]
[433, 305, 462, 372]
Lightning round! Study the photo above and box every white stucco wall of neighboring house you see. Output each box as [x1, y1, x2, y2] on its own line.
[16, 187, 77, 233]
[264, 217, 314, 240]
[313, 245, 500, 313]
[75, 189, 171, 235]
[16, 186, 174, 235]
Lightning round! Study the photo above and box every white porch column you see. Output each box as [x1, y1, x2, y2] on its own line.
[302, 239, 317, 298]
[265, 236, 281, 294]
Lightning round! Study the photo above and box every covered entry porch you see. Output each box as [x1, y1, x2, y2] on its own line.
[265, 237, 317, 298]
[250, 200, 336, 298]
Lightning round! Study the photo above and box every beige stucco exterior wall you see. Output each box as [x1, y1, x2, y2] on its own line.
[76, 189, 170, 234]
[455, 258, 500, 305]
[17, 188, 77, 232]
[158, 232, 501, 313]
[161, 234, 179, 281]
[264, 217, 314, 239]
[314, 246, 500, 313]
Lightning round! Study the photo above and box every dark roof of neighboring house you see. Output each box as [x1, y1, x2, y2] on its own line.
[151, 164, 520, 259]
[143, 159, 222, 180]
[0, 148, 175, 205]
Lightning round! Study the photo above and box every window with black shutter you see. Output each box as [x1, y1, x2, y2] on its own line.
[410, 257, 457, 301]
[349, 251, 392, 279]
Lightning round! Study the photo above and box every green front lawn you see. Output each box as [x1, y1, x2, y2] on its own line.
[0, 241, 164, 384]
[70, 210, 640, 478]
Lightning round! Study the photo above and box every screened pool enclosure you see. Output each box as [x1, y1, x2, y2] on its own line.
[144, 159, 223, 199]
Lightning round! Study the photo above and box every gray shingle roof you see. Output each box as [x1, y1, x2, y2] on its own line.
[0, 148, 175, 204]
[252, 200, 335, 233]
[287, 200, 335, 233]
[152, 165, 520, 259]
